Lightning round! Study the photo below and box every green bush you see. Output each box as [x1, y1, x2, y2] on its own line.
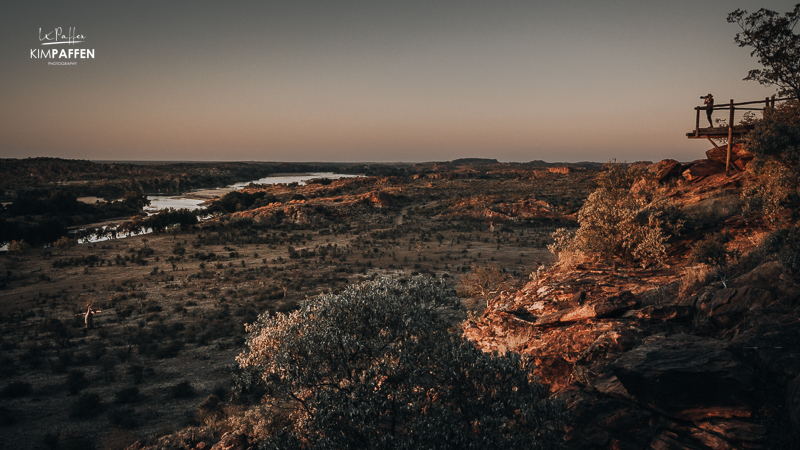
[237, 276, 566, 449]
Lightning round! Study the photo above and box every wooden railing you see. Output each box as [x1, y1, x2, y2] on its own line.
[692, 96, 785, 137]
[690, 96, 797, 173]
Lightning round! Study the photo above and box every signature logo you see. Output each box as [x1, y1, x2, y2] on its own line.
[31, 27, 95, 65]
[39, 27, 85, 45]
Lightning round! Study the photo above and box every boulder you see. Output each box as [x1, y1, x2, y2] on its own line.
[683, 161, 726, 182]
[573, 328, 645, 387]
[562, 389, 654, 450]
[695, 287, 774, 329]
[210, 431, 247, 450]
[622, 304, 692, 322]
[534, 291, 639, 326]
[519, 320, 635, 392]
[651, 159, 683, 184]
[706, 143, 754, 170]
[649, 418, 766, 450]
[613, 334, 754, 420]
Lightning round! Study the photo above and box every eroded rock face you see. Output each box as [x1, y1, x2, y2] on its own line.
[612, 334, 754, 421]
[705, 143, 754, 171]
[683, 160, 727, 182]
[466, 250, 800, 448]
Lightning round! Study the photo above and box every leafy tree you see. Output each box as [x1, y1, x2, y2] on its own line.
[728, 5, 800, 99]
[122, 191, 150, 209]
[237, 276, 566, 449]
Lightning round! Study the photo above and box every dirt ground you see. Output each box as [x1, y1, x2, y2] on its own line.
[0, 170, 592, 449]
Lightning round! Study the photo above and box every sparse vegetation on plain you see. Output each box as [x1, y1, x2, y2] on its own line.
[0, 160, 593, 449]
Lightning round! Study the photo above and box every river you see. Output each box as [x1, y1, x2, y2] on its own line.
[143, 172, 361, 212]
[74, 172, 361, 244]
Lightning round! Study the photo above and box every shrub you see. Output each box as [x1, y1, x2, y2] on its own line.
[237, 276, 566, 449]
[66, 370, 88, 395]
[196, 394, 225, 425]
[742, 100, 800, 223]
[549, 162, 679, 268]
[457, 264, 515, 310]
[69, 392, 102, 418]
[114, 386, 140, 404]
[7, 240, 31, 255]
[0, 406, 19, 426]
[0, 381, 32, 398]
[170, 380, 195, 399]
[746, 100, 800, 167]
[690, 233, 733, 267]
[57, 430, 98, 450]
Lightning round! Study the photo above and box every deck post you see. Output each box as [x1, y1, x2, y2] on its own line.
[695, 107, 700, 137]
[726, 99, 734, 175]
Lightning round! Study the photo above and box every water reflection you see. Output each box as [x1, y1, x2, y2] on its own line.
[144, 173, 360, 212]
[75, 173, 359, 244]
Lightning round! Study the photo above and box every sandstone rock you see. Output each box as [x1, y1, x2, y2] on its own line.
[683, 161, 727, 182]
[613, 334, 754, 420]
[695, 287, 774, 329]
[622, 304, 692, 322]
[650, 417, 766, 450]
[535, 292, 639, 326]
[518, 321, 636, 392]
[210, 431, 247, 450]
[706, 143, 754, 170]
[563, 389, 654, 450]
[729, 314, 800, 385]
[651, 159, 683, 184]
[573, 328, 645, 387]
[730, 261, 794, 292]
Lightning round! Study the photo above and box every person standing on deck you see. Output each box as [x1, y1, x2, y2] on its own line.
[703, 93, 715, 127]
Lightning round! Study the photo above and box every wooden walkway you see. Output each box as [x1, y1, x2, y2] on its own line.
[686, 125, 754, 139]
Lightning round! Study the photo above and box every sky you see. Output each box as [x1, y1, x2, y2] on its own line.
[0, 1, 796, 163]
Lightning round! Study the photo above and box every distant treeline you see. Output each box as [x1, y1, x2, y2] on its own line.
[0, 190, 150, 246]
[0, 157, 602, 201]
[0, 158, 409, 201]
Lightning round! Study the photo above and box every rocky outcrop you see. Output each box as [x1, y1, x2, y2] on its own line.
[652, 159, 683, 184]
[210, 431, 248, 450]
[466, 250, 800, 448]
[613, 334, 754, 420]
[706, 143, 754, 171]
[683, 160, 727, 182]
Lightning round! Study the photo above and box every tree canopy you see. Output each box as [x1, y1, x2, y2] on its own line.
[728, 5, 800, 99]
[236, 276, 566, 449]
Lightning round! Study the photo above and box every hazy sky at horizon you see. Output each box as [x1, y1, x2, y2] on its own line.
[0, 1, 795, 163]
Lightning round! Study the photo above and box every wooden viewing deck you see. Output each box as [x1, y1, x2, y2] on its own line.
[687, 96, 794, 173]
